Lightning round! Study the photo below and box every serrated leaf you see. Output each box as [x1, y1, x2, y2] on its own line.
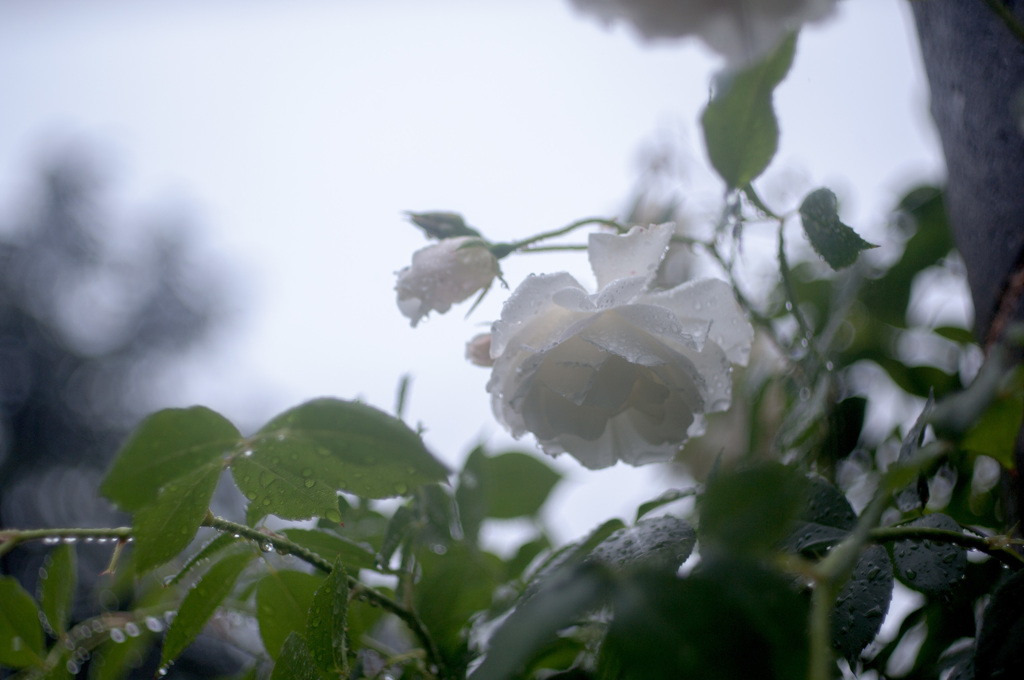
[602, 560, 808, 680]
[700, 463, 807, 555]
[281, 529, 376, 571]
[101, 406, 240, 512]
[161, 550, 254, 667]
[470, 562, 613, 680]
[257, 570, 324, 659]
[270, 632, 322, 680]
[235, 398, 448, 522]
[892, 514, 967, 598]
[831, 545, 894, 660]
[305, 562, 349, 675]
[799, 188, 878, 270]
[976, 568, 1024, 680]
[133, 462, 222, 573]
[39, 544, 77, 637]
[0, 576, 46, 668]
[587, 516, 696, 573]
[701, 34, 796, 188]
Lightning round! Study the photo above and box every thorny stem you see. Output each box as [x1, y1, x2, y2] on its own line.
[1, 518, 447, 678]
[202, 515, 446, 677]
[0, 526, 133, 558]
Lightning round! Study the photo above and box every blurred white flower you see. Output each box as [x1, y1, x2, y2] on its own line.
[569, 0, 836, 66]
[396, 237, 499, 327]
[487, 223, 753, 469]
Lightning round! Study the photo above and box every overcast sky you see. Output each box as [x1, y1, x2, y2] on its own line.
[0, 0, 944, 543]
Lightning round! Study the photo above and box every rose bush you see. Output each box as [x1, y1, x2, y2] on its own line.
[569, 0, 835, 66]
[486, 223, 754, 469]
[395, 236, 499, 327]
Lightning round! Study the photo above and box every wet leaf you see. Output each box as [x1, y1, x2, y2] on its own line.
[801, 475, 857, 531]
[376, 505, 417, 567]
[164, 533, 239, 588]
[587, 516, 696, 573]
[831, 545, 894, 659]
[161, 550, 255, 668]
[470, 562, 613, 680]
[601, 560, 808, 680]
[523, 518, 625, 597]
[133, 462, 222, 573]
[101, 406, 240, 512]
[892, 514, 967, 597]
[479, 451, 561, 520]
[635, 488, 696, 521]
[0, 576, 45, 668]
[270, 632, 322, 680]
[781, 521, 850, 555]
[39, 543, 77, 637]
[257, 570, 324, 659]
[281, 528, 376, 571]
[237, 399, 448, 522]
[976, 568, 1024, 680]
[416, 543, 502, 654]
[700, 463, 807, 555]
[800, 188, 877, 270]
[701, 34, 796, 188]
[305, 561, 349, 675]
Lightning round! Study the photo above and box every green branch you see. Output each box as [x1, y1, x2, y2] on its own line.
[869, 525, 1024, 570]
[0, 526, 133, 558]
[202, 515, 446, 677]
[491, 217, 626, 258]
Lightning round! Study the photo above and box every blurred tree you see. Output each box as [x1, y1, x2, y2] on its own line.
[0, 148, 236, 677]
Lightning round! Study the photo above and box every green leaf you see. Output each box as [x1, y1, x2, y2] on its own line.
[376, 505, 417, 567]
[976, 568, 1024, 679]
[161, 550, 255, 667]
[831, 545, 894, 660]
[961, 390, 1024, 469]
[101, 406, 240, 512]
[934, 325, 977, 345]
[39, 544, 77, 637]
[133, 462, 222, 573]
[305, 562, 349, 675]
[235, 398, 449, 522]
[504, 537, 551, 581]
[164, 533, 239, 588]
[799, 188, 878, 270]
[470, 562, 614, 680]
[484, 452, 561, 520]
[700, 463, 807, 555]
[892, 514, 967, 598]
[587, 516, 696, 573]
[416, 544, 502, 654]
[257, 570, 324, 659]
[801, 475, 857, 530]
[270, 632, 323, 680]
[281, 528, 376, 571]
[0, 576, 46, 668]
[523, 519, 625, 597]
[90, 626, 154, 680]
[700, 34, 796, 188]
[455, 446, 488, 545]
[601, 560, 808, 680]
[635, 488, 696, 521]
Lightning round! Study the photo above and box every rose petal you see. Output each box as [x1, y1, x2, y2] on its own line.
[491, 272, 588, 358]
[642, 278, 754, 365]
[588, 223, 674, 290]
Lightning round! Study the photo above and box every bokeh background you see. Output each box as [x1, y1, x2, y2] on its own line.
[0, 0, 947, 569]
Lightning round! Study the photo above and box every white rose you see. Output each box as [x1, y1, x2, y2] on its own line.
[486, 223, 753, 469]
[396, 237, 499, 327]
[568, 0, 836, 66]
